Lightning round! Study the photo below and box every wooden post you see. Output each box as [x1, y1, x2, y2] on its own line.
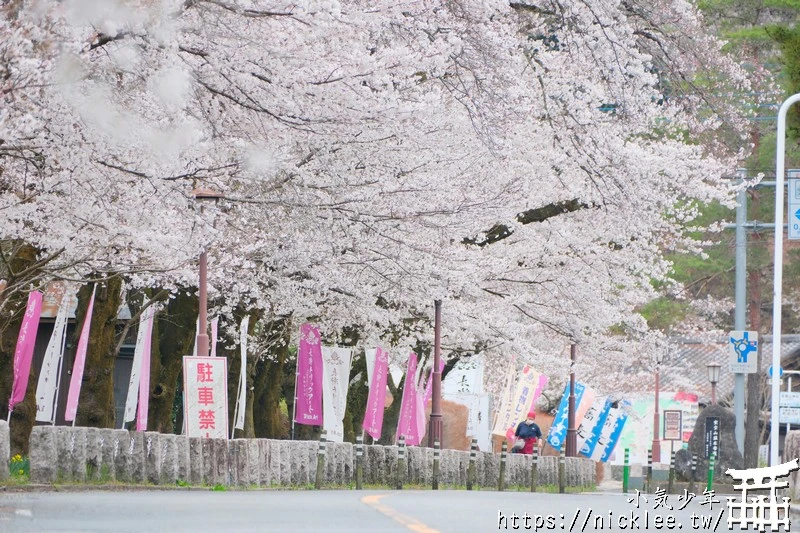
[530, 444, 539, 492]
[688, 454, 697, 494]
[558, 447, 566, 494]
[646, 449, 653, 494]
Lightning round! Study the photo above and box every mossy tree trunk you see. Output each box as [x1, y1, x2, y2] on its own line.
[149, 289, 197, 434]
[253, 318, 290, 439]
[343, 349, 369, 443]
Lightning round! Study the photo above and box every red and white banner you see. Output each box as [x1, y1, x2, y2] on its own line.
[492, 364, 548, 439]
[183, 356, 228, 439]
[294, 323, 323, 426]
[362, 347, 389, 440]
[321, 346, 353, 443]
[65, 285, 97, 423]
[9, 291, 43, 414]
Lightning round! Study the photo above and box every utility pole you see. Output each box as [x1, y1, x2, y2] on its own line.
[733, 170, 747, 455]
[566, 344, 577, 457]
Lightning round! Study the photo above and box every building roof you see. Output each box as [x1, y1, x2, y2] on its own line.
[661, 336, 800, 402]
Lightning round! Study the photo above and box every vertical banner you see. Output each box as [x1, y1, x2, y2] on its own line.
[364, 348, 377, 388]
[362, 347, 389, 440]
[234, 316, 250, 431]
[599, 409, 628, 463]
[183, 356, 229, 438]
[545, 381, 587, 451]
[321, 346, 353, 443]
[396, 353, 420, 444]
[124, 305, 155, 426]
[9, 291, 43, 415]
[491, 358, 516, 435]
[493, 365, 548, 441]
[579, 397, 612, 458]
[64, 285, 97, 423]
[210, 318, 219, 357]
[136, 309, 155, 432]
[294, 323, 323, 426]
[36, 289, 69, 423]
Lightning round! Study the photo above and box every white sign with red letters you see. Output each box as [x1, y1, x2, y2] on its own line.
[183, 356, 229, 439]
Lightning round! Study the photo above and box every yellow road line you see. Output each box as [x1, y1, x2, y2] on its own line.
[361, 494, 441, 533]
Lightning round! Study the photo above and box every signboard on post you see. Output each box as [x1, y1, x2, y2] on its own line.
[779, 407, 800, 425]
[663, 410, 683, 441]
[183, 356, 229, 439]
[780, 391, 800, 408]
[789, 178, 800, 240]
[728, 330, 758, 374]
[704, 416, 720, 459]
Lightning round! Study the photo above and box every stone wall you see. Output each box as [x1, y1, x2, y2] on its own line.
[26, 426, 595, 489]
[0, 421, 8, 481]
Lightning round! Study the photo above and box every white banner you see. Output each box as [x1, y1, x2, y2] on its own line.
[183, 356, 229, 439]
[321, 346, 353, 443]
[35, 291, 70, 423]
[124, 306, 154, 424]
[210, 318, 219, 357]
[444, 392, 491, 451]
[576, 395, 607, 451]
[443, 353, 485, 395]
[234, 316, 249, 431]
[365, 348, 377, 387]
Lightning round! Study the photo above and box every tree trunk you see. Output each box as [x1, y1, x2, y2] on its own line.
[74, 276, 123, 429]
[253, 318, 290, 439]
[149, 289, 197, 433]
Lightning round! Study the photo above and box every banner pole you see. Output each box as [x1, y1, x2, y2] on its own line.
[53, 316, 68, 426]
[291, 362, 299, 440]
[231, 373, 242, 440]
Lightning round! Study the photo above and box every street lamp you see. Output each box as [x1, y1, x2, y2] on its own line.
[427, 300, 443, 448]
[193, 187, 224, 358]
[707, 363, 721, 405]
[652, 350, 663, 463]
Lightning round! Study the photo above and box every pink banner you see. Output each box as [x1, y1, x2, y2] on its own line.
[362, 347, 389, 440]
[423, 359, 445, 405]
[65, 285, 97, 422]
[9, 291, 43, 413]
[136, 309, 155, 431]
[294, 323, 323, 425]
[396, 353, 421, 445]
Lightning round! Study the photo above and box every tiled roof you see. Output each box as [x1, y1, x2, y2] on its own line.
[660, 337, 800, 401]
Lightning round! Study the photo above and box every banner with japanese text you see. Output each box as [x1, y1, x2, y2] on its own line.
[396, 353, 421, 444]
[363, 347, 389, 440]
[183, 356, 228, 439]
[36, 289, 70, 423]
[492, 365, 548, 440]
[321, 346, 353, 443]
[294, 323, 323, 426]
[9, 291, 43, 414]
[579, 397, 612, 458]
[545, 381, 587, 451]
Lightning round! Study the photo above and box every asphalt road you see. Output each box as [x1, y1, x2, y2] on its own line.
[0, 488, 780, 532]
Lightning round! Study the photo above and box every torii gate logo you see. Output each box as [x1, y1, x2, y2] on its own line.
[726, 459, 799, 531]
[730, 331, 758, 363]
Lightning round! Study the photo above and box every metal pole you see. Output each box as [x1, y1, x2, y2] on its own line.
[668, 449, 676, 494]
[771, 93, 800, 466]
[734, 170, 747, 454]
[196, 250, 210, 358]
[428, 300, 443, 448]
[566, 344, 577, 457]
[652, 362, 661, 463]
[558, 447, 565, 494]
[356, 433, 364, 490]
[646, 449, 653, 494]
[467, 438, 477, 490]
[688, 454, 697, 494]
[530, 443, 539, 492]
[622, 448, 629, 494]
[432, 440, 440, 490]
[712, 382, 717, 405]
[498, 441, 507, 492]
[396, 436, 406, 490]
[314, 430, 326, 489]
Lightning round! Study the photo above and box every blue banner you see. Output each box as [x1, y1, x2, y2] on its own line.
[546, 381, 586, 450]
[600, 408, 628, 463]
[580, 397, 612, 457]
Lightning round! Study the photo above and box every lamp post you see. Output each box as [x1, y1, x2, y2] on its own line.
[771, 93, 800, 466]
[652, 350, 663, 464]
[566, 344, 577, 457]
[707, 363, 721, 405]
[428, 300, 443, 448]
[193, 187, 224, 358]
